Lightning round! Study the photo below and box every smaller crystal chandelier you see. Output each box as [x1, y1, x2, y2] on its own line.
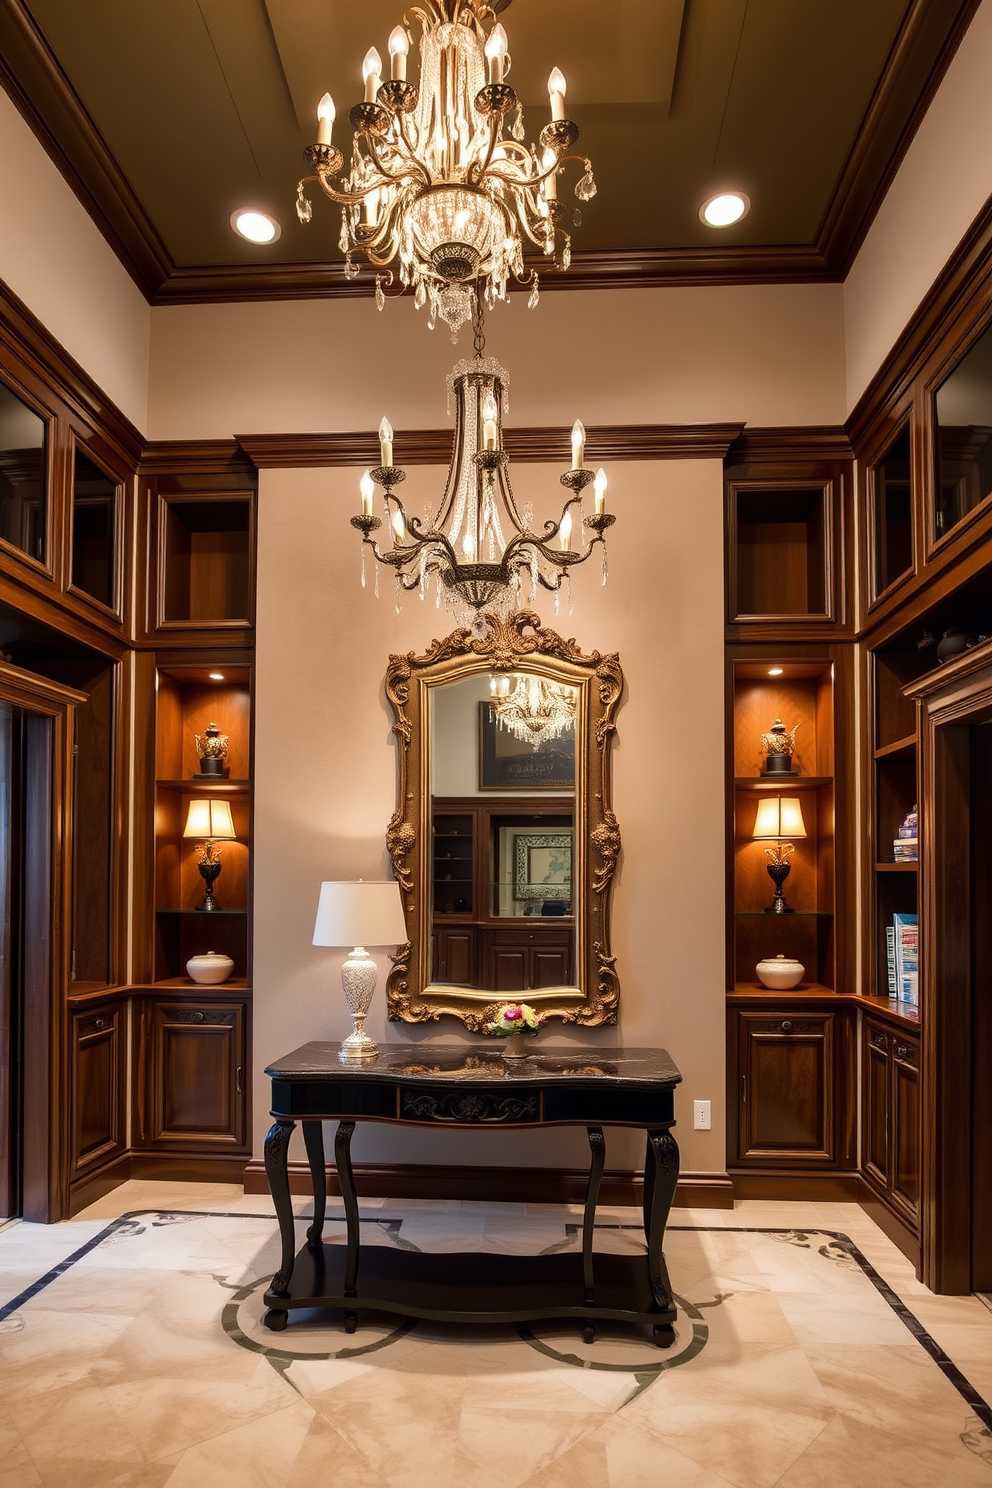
[296, 0, 596, 338]
[490, 673, 577, 749]
[351, 306, 612, 631]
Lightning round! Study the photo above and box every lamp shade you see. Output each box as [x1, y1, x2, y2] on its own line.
[753, 796, 807, 840]
[312, 881, 406, 948]
[183, 798, 237, 840]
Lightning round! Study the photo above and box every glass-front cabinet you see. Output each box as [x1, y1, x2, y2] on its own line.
[931, 317, 992, 545]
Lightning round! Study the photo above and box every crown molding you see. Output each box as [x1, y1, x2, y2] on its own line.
[0, 0, 979, 306]
[236, 423, 745, 469]
[727, 427, 854, 467]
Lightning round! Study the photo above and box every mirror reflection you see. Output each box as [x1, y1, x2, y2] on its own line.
[430, 671, 577, 993]
[0, 378, 47, 564]
[934, 320, 992, 539]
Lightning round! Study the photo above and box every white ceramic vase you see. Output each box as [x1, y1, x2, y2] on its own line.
[755, 954, 804, 990]
[186, 951, 234, 985]
[501, 1031, 534, 1059]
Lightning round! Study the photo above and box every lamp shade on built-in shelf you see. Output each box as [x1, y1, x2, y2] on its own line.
[183, 798, 237, 842]
[313, 880, 407, 1064]
[752, 796, 807, 842]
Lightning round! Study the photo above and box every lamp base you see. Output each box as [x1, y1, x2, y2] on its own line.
[338, 948, 380, 1064]
[764, 859, 794, 914]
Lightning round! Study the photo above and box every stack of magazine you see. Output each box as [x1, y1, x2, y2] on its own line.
[885, 912, 918, 1005]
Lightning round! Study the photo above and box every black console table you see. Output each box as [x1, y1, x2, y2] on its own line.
[262, 1043, 682, 1346]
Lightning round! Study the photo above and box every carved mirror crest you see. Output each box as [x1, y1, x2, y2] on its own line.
[384, 610, 623, 1029]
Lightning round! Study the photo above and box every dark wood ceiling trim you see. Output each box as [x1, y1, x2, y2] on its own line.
[815, 0, 982, 277]
[154, 248, 836, 306]
[236, 423, 744, 469]
[727, 428, 854, 466]
[138, 441, 253, 479]
[0, 275, 143, 463]
[0, 0, 172, 300]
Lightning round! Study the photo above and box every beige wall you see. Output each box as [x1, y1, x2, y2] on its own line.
[253, 457, 726, 1176]
[0, 89, 150, 432]
[844, 0, 992, 411]
[147, 281, 847, 440]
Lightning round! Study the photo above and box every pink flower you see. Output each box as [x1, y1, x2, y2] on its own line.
[503, 1006, 522, 1021]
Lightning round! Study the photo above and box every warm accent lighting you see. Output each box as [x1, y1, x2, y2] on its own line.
[699, 192, 750, 228]
[768, 666, 783, 676]
[183, 798, 237, 912]
[312, 880, 407, 1063]
[209, 672, 225, 681]
[230, 208, 282, 244]
[351, 308, 614, 631]
[489, 673, 577, 749]
[295, 0, 596, 339]
[752, 796, 807, 914]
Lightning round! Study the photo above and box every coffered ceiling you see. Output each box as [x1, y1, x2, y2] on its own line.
[0, 0, 980, 304]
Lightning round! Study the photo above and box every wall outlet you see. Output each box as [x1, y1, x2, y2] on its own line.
[693, 1099, 712, 1131]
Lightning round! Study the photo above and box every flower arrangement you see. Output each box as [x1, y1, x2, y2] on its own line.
[486, 1002, 545, 1037]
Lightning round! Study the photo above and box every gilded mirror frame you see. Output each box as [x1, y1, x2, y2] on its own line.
[384, 610, 623, 1029]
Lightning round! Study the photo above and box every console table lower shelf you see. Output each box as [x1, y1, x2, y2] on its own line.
[261, 1042, 683, 1348]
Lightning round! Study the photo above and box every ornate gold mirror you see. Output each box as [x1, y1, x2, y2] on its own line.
[385, 611, 622, 1029]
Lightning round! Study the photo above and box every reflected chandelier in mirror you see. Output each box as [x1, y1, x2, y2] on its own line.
[384, 610, 623, 1030]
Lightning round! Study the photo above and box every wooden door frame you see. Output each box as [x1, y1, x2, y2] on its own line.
[911, 648, 992, 1292]
[0, 661, 86, 1222]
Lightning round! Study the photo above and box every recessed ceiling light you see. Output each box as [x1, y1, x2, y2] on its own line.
[209, 672, 225, 681]
[231, 208, 281, 244]
[768, 667, 784, 676]
[699, 192, 750, 228]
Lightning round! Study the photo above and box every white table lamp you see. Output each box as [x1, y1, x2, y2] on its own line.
[312, 880, 407, 1063]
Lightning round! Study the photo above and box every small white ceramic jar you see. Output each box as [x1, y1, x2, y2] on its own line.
[755, 954, 804, 990]
[186, 951, 234, 985]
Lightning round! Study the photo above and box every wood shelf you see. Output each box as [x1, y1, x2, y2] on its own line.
[874, 735, 916, 760]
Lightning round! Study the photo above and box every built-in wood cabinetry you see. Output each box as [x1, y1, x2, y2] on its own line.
[861, 1015, 920, 1229]
[69, 999, 127, 1184]
[134, 995, 247, 1155]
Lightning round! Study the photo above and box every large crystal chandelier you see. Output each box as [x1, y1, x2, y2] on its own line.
[490, 673, 577, 749]
[296, 0, 596, 338]
[351, 305, 612, 632]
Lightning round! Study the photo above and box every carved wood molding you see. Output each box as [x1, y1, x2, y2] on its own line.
[236, 424, 744, 469]
[384, 609, 623, 1031]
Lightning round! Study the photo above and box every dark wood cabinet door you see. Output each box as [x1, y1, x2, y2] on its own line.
[432, 927, 477, 986]
[144, 998, 247, 1149]
[863, 1022, 890, 1189]
[70, 1003, 125, 1175]
[737, 1012, 834, 1163]
[532, 946, 570, 987]
[891, 1035, 920, 1221]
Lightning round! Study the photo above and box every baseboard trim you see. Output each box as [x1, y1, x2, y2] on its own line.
[241, 1160, 734, 1209]
[855, 1178, 921, 1269]
[67, 1156, 133, 1217]
[728, 1169, 861, 1203]
[128, 1153, 251, 1185]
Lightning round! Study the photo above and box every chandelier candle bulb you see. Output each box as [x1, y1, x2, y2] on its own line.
[542, 149, 558, 201]
[485, 23, 507, 84]
[571, 419, 586, 470]
[594, 467, 607, 515]
[549, 68, 567, 121]
[388, 27, 409, 81]
[363, 47, 382, 102]
[559, 507, 573, 551]
[482, 392, 499, 450]
[379, 417, 393, 467]
[360, 469, 374, 518]
[316, 92, 335, 146]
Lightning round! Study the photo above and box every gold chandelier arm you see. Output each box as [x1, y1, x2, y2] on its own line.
[362, 132, 432, 190]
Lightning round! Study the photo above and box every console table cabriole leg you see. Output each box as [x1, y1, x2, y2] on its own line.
[303, 1120, 327, 1247]
[581, 1125, 606, 1342]
[644, 1128, 679, 1318]
[264, 1118, 296, 1299]
[334, 1120, 360, 1299]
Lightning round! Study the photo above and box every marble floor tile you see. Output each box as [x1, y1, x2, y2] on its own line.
[3, 1183, 992, 1488]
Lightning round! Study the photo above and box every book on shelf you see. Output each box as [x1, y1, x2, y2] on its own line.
[893, 838, 918, 861]
[893, 911, 918, 1006]
[885, 925, 897, 996]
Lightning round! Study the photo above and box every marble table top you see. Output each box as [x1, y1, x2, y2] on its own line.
[265, 1043, 682, 1087]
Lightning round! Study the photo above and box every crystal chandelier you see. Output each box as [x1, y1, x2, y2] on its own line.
[490, 673, 577, 749]
[351, 306, 612, 631]
[296, 0, 596, 338]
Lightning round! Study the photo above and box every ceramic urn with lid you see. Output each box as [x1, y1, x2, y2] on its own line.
[755, 954, 805, 990]
[186, 951, 234, 985]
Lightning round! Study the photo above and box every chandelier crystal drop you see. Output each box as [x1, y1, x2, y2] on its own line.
[490, 673, 577, 749]
[297, 0, 596, 338]
[350, 306, 613, 634]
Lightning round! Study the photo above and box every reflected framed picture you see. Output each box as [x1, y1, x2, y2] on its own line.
[479, 703, 575, 790]
[513, 831, 573, 903]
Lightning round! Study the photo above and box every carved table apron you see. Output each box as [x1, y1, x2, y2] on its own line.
[262, 1043, 682, 1347]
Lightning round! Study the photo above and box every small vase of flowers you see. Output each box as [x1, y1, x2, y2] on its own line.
[486, 1002, 545, 1058]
